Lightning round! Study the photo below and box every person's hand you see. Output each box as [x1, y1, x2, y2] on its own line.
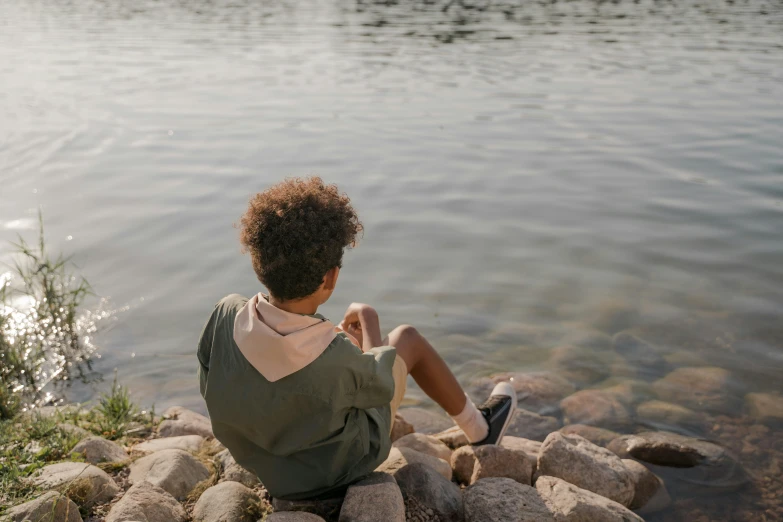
[340, 303, 381, 352]
[340, 302, 375, 332]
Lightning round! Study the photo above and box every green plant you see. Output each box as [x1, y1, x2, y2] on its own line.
[93, 372, 137, 440]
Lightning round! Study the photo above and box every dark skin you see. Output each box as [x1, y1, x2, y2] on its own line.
[269, 267, 468, 416]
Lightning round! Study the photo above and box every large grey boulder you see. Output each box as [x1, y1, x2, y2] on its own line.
[32, 462, 119, 508]
[397, 408, 454, 434]
[392, 433, 452, 461]
[450, 445, 533, 486]
[157, 406, 214, 438]
[193, 481, 259, 522]
[622, 459, 671, 513]
[560, 390, 630, 429]
[559, 425, 619, 448]
[3, 491, 82, 522]
[652, 367, 739, 414]
[217, 449, 260, 487]
[128, 448, 210, 499]
[376, 447, 452, 481]
[506, 409, 561, 442]
[537, 433, 635, 506]
[393, 463, 463, 522]
[105, 481, 187, 522]
[390, 413, 415, 442]
[70, 436, 129, 465]
[266, 514, 326, 522]
[464, 478, 554, 522]
[536, 476, 644, 522]
[134, 435, 204, 454]
[338, 472, 404, 522]
[474, 372, 575, 415]
[607, 431, 747, 494]
[745, 392, 783, 425]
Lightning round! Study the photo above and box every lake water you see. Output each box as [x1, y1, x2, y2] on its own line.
[1, 0, 782, 518]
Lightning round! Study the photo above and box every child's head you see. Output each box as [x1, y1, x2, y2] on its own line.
[239, 177, 362, 303]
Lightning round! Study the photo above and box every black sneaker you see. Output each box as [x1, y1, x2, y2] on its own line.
[472, 382, 517, 446]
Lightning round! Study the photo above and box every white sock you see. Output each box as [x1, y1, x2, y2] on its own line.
[450, 395, 489, 443]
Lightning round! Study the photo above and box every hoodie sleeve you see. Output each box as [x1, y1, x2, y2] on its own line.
[347, 344, 398, 410]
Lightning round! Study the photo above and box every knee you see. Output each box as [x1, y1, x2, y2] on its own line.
[394, 324, 419, 340]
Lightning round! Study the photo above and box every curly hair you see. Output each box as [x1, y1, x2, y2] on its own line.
[239, 177, 363, 301]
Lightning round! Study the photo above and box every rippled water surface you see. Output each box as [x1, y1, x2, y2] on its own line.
[1, 0, 782, 518]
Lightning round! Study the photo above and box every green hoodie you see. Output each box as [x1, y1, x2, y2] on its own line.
[197, 294, 398, 500]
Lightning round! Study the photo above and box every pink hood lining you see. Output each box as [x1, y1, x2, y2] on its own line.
[233, 293, 337, 382]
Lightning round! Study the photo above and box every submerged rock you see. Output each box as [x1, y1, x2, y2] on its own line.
[745, 392, 783, 425]
[549, 345, 610, 386]
[393, 433, 452, 461]
[3, 491, 82, 522]
[474, 372, 576, 415]
[157, 406, 214, 438]
[106, 481, 187, 522]
[559, 425, 619, 448]
[622, 459, 671, 513]
[635, 400, 705, 430]
[32, 462, 119, 508]
[390, 413, 415, 442]
[70, 436, 129, 465]
[652, 366, 739, 414]
[217, 448, 261, 487]
[506, 409, 561, 442]
[560, 390, 631, 429]
[396, 408, 454, 434]
[134, 434, 204, 454]
[376, 446, 452, 481]
[612, 332, 669, 379]
[128, 448, 210, 499]
[393, 463, 463, 522]
[193, 481, 260, 522]
[537, 433, 635, 506]
[536, 476, 644, 522]
[339, 472, 405, 522]
[464, 478, 554, 522]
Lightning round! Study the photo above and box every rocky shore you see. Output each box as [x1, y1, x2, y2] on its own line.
[3, 363, 782, 522]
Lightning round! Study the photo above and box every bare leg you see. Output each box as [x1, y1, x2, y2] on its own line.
[384, 324, 467, 416]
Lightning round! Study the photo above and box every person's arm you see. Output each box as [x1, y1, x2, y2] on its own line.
[340, 302, 382, 352]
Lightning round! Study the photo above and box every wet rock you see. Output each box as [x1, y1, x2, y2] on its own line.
[70, 436, 129, 465]
[559, 425, 619, 448]
[464, 478, 554, 522]
[58, 424, 91, 439]
[267, 513, 326, 522]
[622, 459, 671, 513]
[393, 433, 452, 461]
[549, 345, 610, 386]
[217, 449, 260, 487]
[193, 481, 259, 522]
[3, 490, 82, 522]
[376, 446, 452, 481]
[652, 366, 739, 414]
[559, 329, 613, 351]
[393, 463, 463, 522]
[538, 433, 635, 506]
[536, 475, 644, 522]
[745, 392, 783, 425]
[475, 372, 576, 415]
[596, 379, 655, 408]
[106, 481, 187, 522]
[157, 406, 214, 438]
[501, 436, 543, 462]
[32, 462, 119, 508]
[607, 431, 747, 494]
[338, 472, 404, 522]
[636, 400, 704, 430]
[396, 408, 454, 434]
[506, 409, 561, 442]
[589, 300, 640, 335]
[560, 390, 630, 429]
[272, 498, 342, 521]
[612, 332, 669, 379]
[134, 435, 204, 454]
[451, 444, 534, 486]
[390, 413, 414, 442]
[128, 448, 210, 499]
[433, 425, 469, 450]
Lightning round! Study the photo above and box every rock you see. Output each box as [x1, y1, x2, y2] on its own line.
[70, 436, 129, 465]
[612, 333, 669, 379]
[559, 425, 619, 448]
[501, 437, 543, 462]
[193, 481, 259, 522]
[474, 445, 535, 485]
[588, 300, 640, 335]
[217, 449, 260, 487]
[272, 498, 342, 521]
[474, 372, 576, 415]
[745, 392, 783, 425]
[3, 491, 82, 522]
[58, 424, 91, 439]
[134, 435, 205, 454]
[433, 425, 470, 449]
[536, 476, 644, 522]
[560, 329, 613, 351]
[549, 345, 610, 386]
[652, 367, 739, 414]
[596, 379, 655, 408]
[396, 408, 454, 434]
[376, 447, 452, 481]
[537, 433, 635, 506]
[338, 472, 404, 522]
[560, 390, 630, 429]
[128, 448, 210, 499]
[390, 413, 414, 442]
[464, 478, 554, 522]
[636, 400, 704, 430]
[157, 406, 214, 438]
[32, 462, 119, 508]
[393, 433, 452, 461]
[393, 463, 463, 522]
[266, 514, 326, 522]
[622, 459, 671, 513]
[506, 409, 561, 442]
[106, 481, 187, 522]
[451, 445, 478, 485]
[607, 431, 747, 494]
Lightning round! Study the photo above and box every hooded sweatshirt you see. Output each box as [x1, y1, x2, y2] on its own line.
[197, 294, 398, 500]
